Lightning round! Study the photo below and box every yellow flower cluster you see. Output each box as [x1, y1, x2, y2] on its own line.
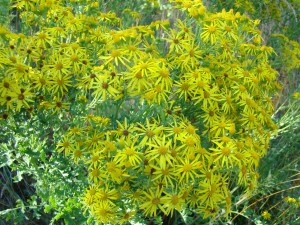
[0, 0, 280, 223]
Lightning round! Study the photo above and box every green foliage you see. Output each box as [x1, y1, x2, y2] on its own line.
[0, 0, 10, 25]
[226, 94, 300, 225]
[0, 112, 89, 224]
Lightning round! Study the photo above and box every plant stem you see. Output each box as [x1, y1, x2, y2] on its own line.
[231, 184, 300, 222]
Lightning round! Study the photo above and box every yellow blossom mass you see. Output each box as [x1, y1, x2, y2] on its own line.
[0, 0, 281, 224]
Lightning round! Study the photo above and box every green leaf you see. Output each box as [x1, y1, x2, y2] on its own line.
[44, 205, 52, 213]
[16, 199, 25, 213]
[15, 170, 24, 182]
[0, 208, 17, 216]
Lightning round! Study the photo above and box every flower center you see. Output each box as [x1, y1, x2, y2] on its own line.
[152, 197, 160, 205]
[182, 163, 192, 172]
[125, 147, 135, 156]
[158, 146, 168, 155]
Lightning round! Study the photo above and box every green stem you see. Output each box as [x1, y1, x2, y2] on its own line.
[113, 98, 124, 128]
[232, 184, 300, 222]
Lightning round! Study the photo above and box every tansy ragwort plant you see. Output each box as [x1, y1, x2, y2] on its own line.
[205, 0, 300, 110]
[0, 0, 281, 224]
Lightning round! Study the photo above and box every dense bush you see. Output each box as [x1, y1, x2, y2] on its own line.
[0, 0, 299, 224]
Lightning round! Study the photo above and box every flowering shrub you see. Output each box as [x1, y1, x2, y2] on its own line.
[207, 0, 300, 106]
[0, 0, 281, 224]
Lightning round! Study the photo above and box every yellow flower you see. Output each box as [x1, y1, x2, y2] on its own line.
[0, 78, 15, 97]
[201, 22, 221, 44]
[154, 65, 173, 89]
[143, 84, 170, 104]
[88, 165, 105, 183]
[285, 197, 296, 204]
[31, 72, 50, 93]
[10, 86, 34, 111]
[201, 104, 220, 126]
[177, 133, 200, 154]
[135, 118, 164, 146]
[161, 191, 185, 216]
[176, 41, 203, 70]
[85, 150, 103, 169]
[91, 73, 120, 102]
[219, 89, 235, 114]
[152, 164, 176, 188]
[209, 115, 234, 138]
[293, 92, 300, 98]
[17, 0, 282, 221]
[240, 110, 259, 129]
[165, 118, 184, 140]
[77, 72, 98, 92]
[127, 189, 143, 205]
[102, 139, 117, 157]
[5, 61, 30, 79]
[125, 69, 150, 96]
[114, 141, 142, 167]
[48, 96, 70, 114]
[118, 210, 136, 225]
[49, 73, 72, 96]
[85, 131, 104, 150]
[193, 86, 220, 108]
[174, 79, 194, 101]
[105, 161, 124, 183]
[124, 40, 144, 61]
[56, 136, 74, 156]
[219, 20, 238, 41]
[165, 29, 189, 53]
[99, 48, 129, 67]
[176, 156, 200, 183]
[70, 143, 85, 164]
[175, 19, 193, 39]
[34, 31, 53, 48]
[141, 188, 166, 217]
[66, 46, 89, 74]
[13, 0, 36, 12]
[240, 43, 259, 56]
[0, 94, 14, 111]
[90, 201, 117, 224]
[82, 184, 101, 207]
[210, 140, 239, 167]
[116, 118, 135, 140]
[198, 174, 226, 208]
[146, 135, 174, 168]
[95, 186, 120, 204]
[261, 210, 271, 220]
